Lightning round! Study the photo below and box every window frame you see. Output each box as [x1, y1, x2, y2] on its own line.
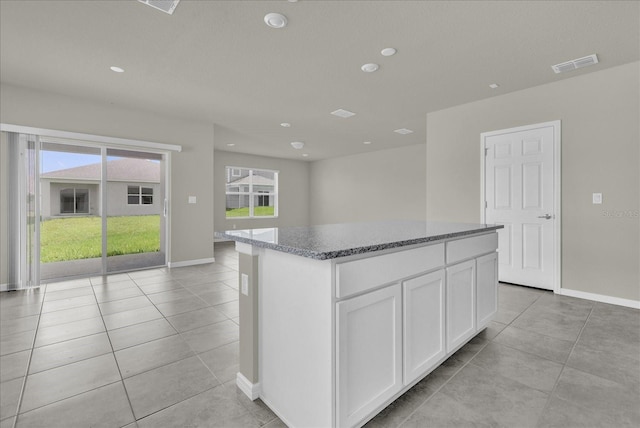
[225, 166, 279, 219]
[127, 184, 154, 206]
[60, 187, 90, 214]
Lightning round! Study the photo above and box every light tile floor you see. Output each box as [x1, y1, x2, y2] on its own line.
[0, 242, 638, 427]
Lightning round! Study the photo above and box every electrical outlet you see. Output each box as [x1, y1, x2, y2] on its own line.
[188, 196, 197, 204]
[592, 193, 602, 204]
[241, 274, 249, 296]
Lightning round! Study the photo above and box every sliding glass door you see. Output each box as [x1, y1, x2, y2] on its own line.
[2, 131, 169, 286]
[40, 142, 103, 280]
[105, 149, 166, 273]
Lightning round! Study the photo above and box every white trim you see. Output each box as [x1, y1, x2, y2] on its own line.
[557, 288, 640, 310]
[236, 242, 259, 256]
[236, 372, 261, 401]
[167, 257, 215, 268]
[0, 123, 182, 152]
[0, 283, 8, 292]
[164, 154, 172, 273]
[480, 120, 562, 293]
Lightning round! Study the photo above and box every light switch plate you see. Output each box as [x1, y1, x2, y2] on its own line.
[592, 193, 602, 204]
[188, 196, 197, 204]
[241, 274, 249, 296]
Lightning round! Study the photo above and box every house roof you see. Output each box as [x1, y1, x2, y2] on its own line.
[41, 158, 160, 183]
[1, 1, 638, 160]
[227, 175, 274, 187]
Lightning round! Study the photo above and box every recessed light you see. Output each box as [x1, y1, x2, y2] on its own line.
[331, 109, 356, 118]
[363, 141, 372, 145]
[302, 153, 309, 157]
[291, 141, 304, 149]
[110, 66, 124, 73]
[138, 0, 180, 15]
[361, 63, 379, 73]
[280, 122, 291, 128]
[288, 0, 299, 2]
[227, 143, 235, 147]
[394, 128, 413, 135]
[264, 13, 288, 29]
[381, 48, 397, 57]
[489, 83, 500, 89]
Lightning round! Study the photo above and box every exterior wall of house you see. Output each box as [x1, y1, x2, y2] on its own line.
[41, 181, 100, 218]
[426, 61, 639, 302]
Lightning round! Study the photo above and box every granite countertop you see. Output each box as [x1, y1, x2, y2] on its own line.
[215, 220, 503, 260]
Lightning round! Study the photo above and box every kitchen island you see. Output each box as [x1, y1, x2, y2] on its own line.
[216, 221, 502, 428]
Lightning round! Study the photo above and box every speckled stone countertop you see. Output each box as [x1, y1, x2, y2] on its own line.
[215, 220, 503, 260]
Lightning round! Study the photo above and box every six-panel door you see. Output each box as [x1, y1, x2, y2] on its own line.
[402, 270, 446, 385]
[336, 284, 403, 428]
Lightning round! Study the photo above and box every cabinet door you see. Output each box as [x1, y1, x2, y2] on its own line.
[476, 252, 498, 329]
[336, 284, 402, 428]
[446, 260, 476, 353]
[403, 270, 445, 385]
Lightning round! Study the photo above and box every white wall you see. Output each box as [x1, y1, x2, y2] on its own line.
[309, 144, 427, 225]
[214, 150, 310, 233]
[426, 62, 640, 302]
[0, 83, 215, 265]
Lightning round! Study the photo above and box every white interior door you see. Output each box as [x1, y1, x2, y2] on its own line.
[482, 122, 560, 291]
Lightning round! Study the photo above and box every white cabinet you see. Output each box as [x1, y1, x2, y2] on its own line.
[446, 260, 476, 353]
[402, 270, 445, 385]
[336, 284, 403, 428]
[476, 252, 498, 329]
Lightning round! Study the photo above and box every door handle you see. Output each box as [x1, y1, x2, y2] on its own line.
[537, 214, 552, 219]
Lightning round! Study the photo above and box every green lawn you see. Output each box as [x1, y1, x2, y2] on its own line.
[40, 215, 160, 263]
[226, 206, 275, 218]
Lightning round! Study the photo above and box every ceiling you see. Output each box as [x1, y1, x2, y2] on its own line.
[1, 0, 638, 161]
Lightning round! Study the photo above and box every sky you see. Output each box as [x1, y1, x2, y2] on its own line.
[41, 152, 101, 173]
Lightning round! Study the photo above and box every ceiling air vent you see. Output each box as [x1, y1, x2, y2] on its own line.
[138, 0, 180, 15]
[551, 54, 598, 74]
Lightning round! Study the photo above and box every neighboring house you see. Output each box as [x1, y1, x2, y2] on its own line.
[225, 168, 275, 210]
[40, 158, 161, 218]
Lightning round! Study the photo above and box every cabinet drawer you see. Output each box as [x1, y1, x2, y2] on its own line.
[446, 232, 497, 264]
[336, 244, 444, 299]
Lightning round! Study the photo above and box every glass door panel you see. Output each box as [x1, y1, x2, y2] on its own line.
[39, 142, 102, 280]
[105, 149, 166, 273]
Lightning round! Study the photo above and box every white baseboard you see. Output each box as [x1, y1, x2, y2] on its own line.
[0, 283, 8, 292]
[557, 288, 640, 309]
[167, 257, 215, 269]
[236, 372, 261, 401]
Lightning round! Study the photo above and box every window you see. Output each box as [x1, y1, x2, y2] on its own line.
[128, 185, 154, 205]
[226, 167, 278, 218]
[60, 188, 89, 214]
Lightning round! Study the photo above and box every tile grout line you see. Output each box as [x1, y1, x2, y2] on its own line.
[533, 303, 595, 427]
[131, 252, 242, 420]
[91, 272, 143, 426]
[4, 257, 241, 427]
[123, 263, 240, 423]
[10, 284, 46, 428]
